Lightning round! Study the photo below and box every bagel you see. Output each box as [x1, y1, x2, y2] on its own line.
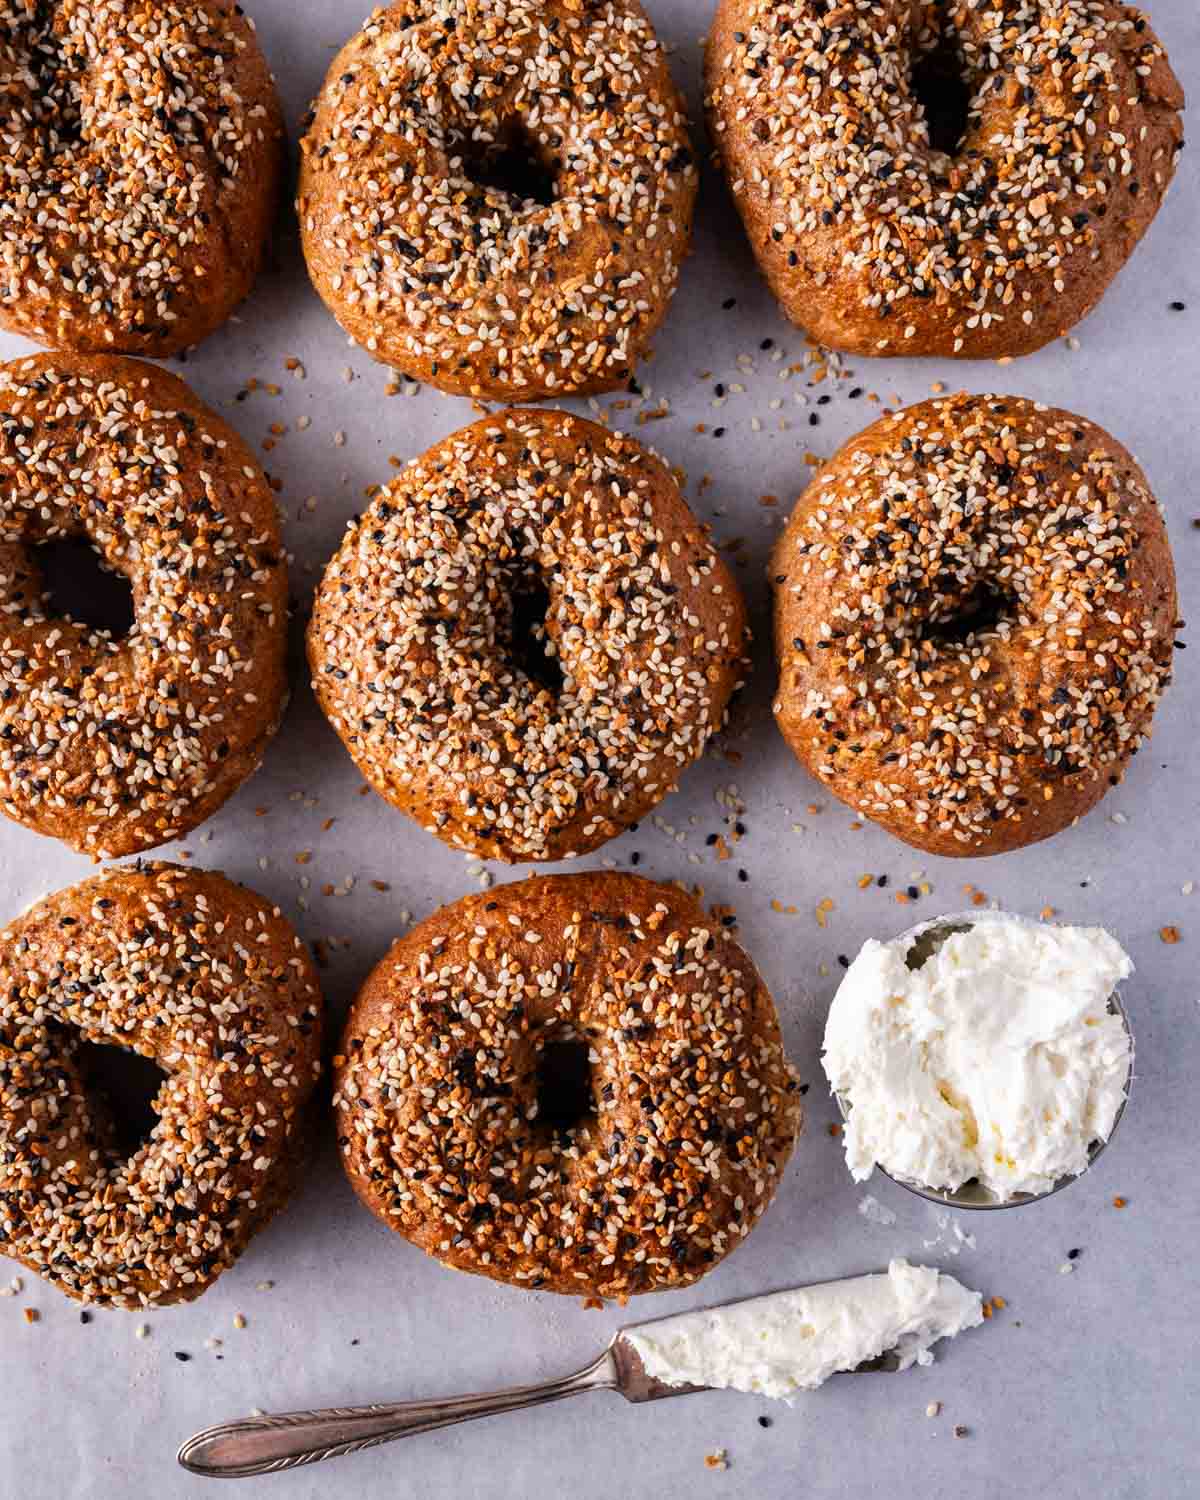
[0, 353, 289, 857]
[308, 408, 747, 863]
[298, 0, 697, 401]
[334, 873, 802, 1297]
[771, 394, 1178, 856]
[704, 0, 1185, 358]
[0, 0, 285, 357]
[0, 863, 322, 1308]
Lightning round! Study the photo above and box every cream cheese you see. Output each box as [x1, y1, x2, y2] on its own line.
[625, 1259, 982, 1400]
[822, 914, 1133, 1200]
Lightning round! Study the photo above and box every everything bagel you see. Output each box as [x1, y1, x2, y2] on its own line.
[0, 0, 285, 356]
[0, 863, 322, 1309]
[308, 408, 747, 863]
[0, 354, 289, 857]
[298, 0, 698, 401]
[772, 394, 1178, 855]
[334, 873, 802, 1298]
[705, 0, 1184, 358]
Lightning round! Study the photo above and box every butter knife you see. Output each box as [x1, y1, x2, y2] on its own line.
[178, 1328, 898, 1478]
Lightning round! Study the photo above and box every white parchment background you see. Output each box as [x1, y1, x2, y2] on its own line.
[1, 3, 1197, 1497]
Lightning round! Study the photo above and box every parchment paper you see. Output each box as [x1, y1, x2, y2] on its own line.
[2, 3, 1197, 1497]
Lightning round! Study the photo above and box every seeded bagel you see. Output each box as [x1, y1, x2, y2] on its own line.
[334, 872, 802, 1297]
[704, 0, 1184, 358]
[0, 0, 285, 357]
[0, 354, 289, 857]
[308, 409, 747, 863]
[772, 394, 1178, 856]
[298, 0, 697, 401]
[0, 863, 323, 1308]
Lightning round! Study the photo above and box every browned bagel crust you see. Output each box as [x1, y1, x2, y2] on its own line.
[335, 873, 801, 1297]
[704, 0, 1185, 359]
[0, 0, 285, 357]
[0, 864, 323, 1308]
[308, 408, 748, 863]
[772, 394, 1178, 856]
[0, 354, 289, 857]
[297, 0, 697, 401]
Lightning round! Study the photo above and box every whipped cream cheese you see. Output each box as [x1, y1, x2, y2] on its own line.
[823, 914, 1133, 1201]
[626, 1260, 982, 1401]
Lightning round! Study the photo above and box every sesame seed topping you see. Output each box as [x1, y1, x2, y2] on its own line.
[0, 863, 322, 1309]
[309, 408, 747, 862]
[0, 355, 288, 857]
[334, 873, 801, 1298]
[705, 0, 1183, 358]
[298, 0, 697, 400]
[0, 0, 283, 355]
[773, 393, 1177, 854]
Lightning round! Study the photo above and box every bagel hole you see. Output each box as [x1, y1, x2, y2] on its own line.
[459, 123, 558, 207]
[921, 583, 1013, 649]
[510, 579, 564, 696]
[36, 536, 135, 638]
[75, 1039, 166, 1157]
[535, 1039, 594, 1134]
[911, 32, 972, 156]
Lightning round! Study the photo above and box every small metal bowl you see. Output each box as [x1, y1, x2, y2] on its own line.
[833, 909, 1135, 1212]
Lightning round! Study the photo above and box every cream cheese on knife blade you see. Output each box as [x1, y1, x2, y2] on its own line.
[625, 1259, 982, 1401]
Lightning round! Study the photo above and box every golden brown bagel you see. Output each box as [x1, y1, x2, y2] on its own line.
[0, 0, 285, 356]
[335, 873, 802, 1297]
[705, 0, 1184, 358]
[308, 408, 747, 863]
[298, 0, 697, 401]
[772, 394, 1178, 855]
[0, 863, 322, 1308]
[0, 353, 289, 857]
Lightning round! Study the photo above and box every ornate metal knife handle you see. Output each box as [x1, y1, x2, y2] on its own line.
[177, 1348, 617, 1479]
